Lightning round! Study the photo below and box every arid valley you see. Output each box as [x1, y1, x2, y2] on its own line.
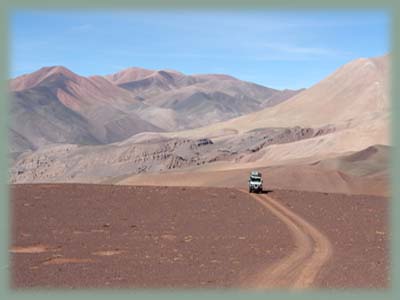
[9, 54, 390, 289]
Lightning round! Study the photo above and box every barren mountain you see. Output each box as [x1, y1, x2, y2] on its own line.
[108, 68, 300, 129]
[10, 85, 101, 153]
[9, 66, 161, 157]
[104, 67, 155, 85]
[9, 66, 300, 157]
[171, 55, 389, 137]
[165, 55, 390, 163]
[143, 76, 299, 128]
[10, 66, 136, 110]
[9, 55, 389, 193]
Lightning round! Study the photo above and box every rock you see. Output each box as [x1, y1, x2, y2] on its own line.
[196, 138, 213, 146]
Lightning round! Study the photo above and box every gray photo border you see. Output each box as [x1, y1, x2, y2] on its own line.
[0, 1, 398, 300]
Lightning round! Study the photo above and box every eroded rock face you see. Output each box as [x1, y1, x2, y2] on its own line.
[10, 125, 335, 183]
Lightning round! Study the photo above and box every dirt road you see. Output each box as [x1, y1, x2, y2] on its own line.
[242, 191, 333, 289]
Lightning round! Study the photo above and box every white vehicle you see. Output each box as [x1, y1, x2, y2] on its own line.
[248, 171, 263, 193]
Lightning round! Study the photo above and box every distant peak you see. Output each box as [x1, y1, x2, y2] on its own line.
[192, 73, 237, 81]
[10, 65, 80, 91]
[46, 65, 70, 71]
[28, 66, 82, 84]
[347, 54, 389, 67]
[38, 65, 78, 78]
[121, 66, 154, 73]
[105, 67, 155, 84]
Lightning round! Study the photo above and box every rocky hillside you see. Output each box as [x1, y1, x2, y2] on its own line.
[9, 66, 301, 158]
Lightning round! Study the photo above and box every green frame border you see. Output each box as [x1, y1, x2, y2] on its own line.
[0, 1, 398, 299]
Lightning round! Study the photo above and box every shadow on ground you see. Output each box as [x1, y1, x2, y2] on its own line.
[249, 190, 273, 194]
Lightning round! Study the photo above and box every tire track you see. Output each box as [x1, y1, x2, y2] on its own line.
[240, 190, 333, 289]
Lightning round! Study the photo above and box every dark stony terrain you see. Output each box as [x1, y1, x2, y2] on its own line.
[10, 184, 389, 289]
[271, 189, 390, 289]
[10, 184, 293, 289]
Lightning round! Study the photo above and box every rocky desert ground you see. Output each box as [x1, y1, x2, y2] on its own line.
[9, 54, 391, 289]
[11, 184, 388, 289]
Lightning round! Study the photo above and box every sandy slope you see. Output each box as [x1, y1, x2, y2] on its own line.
[160, 55, 389, 166]
[117, 145, 389, 196]
[114, 55, 390, 196]
[168, 55, 389, 138]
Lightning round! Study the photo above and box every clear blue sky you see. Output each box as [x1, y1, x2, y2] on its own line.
[11, 10, 389, 89]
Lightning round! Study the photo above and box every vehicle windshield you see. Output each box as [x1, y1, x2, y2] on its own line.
[250, 177, 261, 182]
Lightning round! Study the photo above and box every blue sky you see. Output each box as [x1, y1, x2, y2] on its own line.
[11, 10, 389, 89]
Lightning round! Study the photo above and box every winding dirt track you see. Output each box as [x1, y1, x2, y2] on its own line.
[240, 190, 333, 289]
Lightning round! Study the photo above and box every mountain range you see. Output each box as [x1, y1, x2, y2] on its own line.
[9, 54, 390, 195]
[9, 66, 301, 157]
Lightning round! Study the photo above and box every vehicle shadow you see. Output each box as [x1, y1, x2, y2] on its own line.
[261, 190, 273, 194]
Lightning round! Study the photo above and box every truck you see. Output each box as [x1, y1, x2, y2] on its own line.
[248, 171, 263, 193]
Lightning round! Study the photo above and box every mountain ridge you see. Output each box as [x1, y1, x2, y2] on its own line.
[9, 54, 390, 185]
[9, 65, 302, 156]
